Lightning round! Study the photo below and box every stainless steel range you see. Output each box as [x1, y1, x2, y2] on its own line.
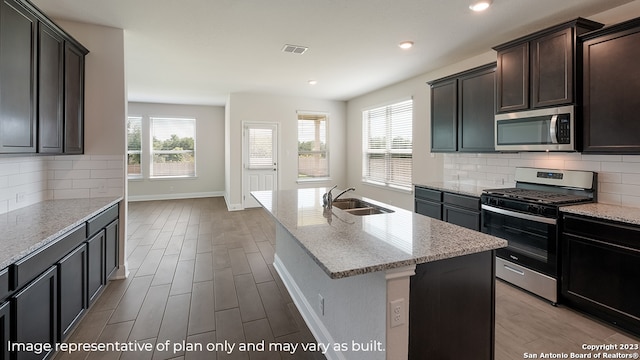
[480, 167, 597, 304]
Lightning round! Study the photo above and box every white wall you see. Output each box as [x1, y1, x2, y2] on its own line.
[127, 102, 225, 201]
[346, 52, 497, 210]
[225, 93, 347, 210]
[0, 156, 49, 214]
[52, 20, 128, 277]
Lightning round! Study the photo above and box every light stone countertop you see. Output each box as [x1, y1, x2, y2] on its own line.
[252, 188, 507, 279]
[561, 202, 640, 226]
[414, 181, 487, 198]
[0, 197, 122, 270]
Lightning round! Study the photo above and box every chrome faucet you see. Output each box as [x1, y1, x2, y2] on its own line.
[322, 185, 355, 209]
[322, 185, 337, 208]
[334, 187, 356, 202]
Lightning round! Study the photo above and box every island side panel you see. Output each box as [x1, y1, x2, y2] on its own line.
[409, 250, 496, 360]
[273, 223, 387, 360]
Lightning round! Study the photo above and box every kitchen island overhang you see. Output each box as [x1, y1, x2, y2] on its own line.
[252, 188, 507, 360]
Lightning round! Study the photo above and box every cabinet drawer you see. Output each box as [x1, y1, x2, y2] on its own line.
[443, 205, 480, 231]
[443, 192, 480, 211]
[86, 204, 118, 238]
[415, 199, 442, 220]
[563, 215, 640, 251]
[0, 268, 8, 300]
[13, 224, 86, 289]
[415, 187, 442, 202]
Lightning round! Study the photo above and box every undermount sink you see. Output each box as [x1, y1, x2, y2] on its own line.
[332, 198, 394, 216]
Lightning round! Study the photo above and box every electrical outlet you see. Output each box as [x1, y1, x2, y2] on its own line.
[16, 192, 26, 203]
[318, 294, 325, 316]
[390, 298, 405, 328]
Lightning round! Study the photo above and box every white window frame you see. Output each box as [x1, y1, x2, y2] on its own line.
[127, 116, 143, 179]
[149, 117, 197, 179]
[362, 99, 413, 192]
[126, 115, 197, 180]
[297, 111, 330, 182]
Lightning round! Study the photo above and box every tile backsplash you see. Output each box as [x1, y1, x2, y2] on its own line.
[0, 155, 124, 215]
[444, 153, 640, 208]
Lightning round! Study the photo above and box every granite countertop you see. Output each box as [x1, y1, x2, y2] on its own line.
[561, 202, 640, 226]
[414, 181, 487, 197]
[252, 188, 507, 279]
[0, 197, 122, 270]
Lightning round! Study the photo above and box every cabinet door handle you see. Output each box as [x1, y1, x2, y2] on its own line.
[504, 265, 525, 276]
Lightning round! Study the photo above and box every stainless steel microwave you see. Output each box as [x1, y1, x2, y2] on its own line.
[495, 105, 575, 152]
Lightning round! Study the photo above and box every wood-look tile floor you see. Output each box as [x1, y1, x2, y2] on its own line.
[55, 197, 639, 360]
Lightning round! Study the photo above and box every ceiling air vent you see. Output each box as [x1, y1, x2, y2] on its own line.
[282, 44, 308, 55]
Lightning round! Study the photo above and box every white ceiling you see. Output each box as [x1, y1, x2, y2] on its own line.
[32, 0, 634, 106]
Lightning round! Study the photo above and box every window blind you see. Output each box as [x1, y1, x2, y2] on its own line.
[127, 116, 142, 177]
[248, 128, 274, 169]
[362, 99, 412, 189]
[150, 117, 196, 177]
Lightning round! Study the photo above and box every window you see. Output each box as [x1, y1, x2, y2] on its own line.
[150, 117, 196, 177]
[126, 116, 197, 179]
[298, 112, 329, 179]
[127, 116, 142, 178]
[362, 99, 413, 190]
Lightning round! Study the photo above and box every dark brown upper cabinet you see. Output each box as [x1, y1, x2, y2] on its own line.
[38, 22, 65, 154]
[429, 63, 496, 153]
[581, 17, 640, 154]
[0, 0, 88, 155]
[0, 0, 38, 153]
[430, 78, 457, 152]
[64, 42, 85, 154]
[493, 18, 603, 114]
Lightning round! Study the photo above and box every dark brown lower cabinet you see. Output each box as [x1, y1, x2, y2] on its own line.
[443, 204, 481, 231]
[87, 230, 105, 305]
[13, 266, 58, 360]
[1, 300, 10, 360]
[415, 186, 443, 219]
[58, 243, 87, 341]
[410, 250, 495, 360]
[105, 220, 119, 280]
[562, 214, 640, 336]
[415, 186, 481, 231]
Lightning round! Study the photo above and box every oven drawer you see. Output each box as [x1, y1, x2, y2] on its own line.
[496, 257, 557, 303]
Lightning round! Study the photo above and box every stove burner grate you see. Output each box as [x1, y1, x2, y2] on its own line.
[483, 188, 591, 205]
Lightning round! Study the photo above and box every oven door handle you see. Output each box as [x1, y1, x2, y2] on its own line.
[481, 204, 557, 225]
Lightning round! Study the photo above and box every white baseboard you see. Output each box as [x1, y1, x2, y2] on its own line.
[223, 194, 243, 211]
[127, 191, 224, 202]
[273, 255, 345, 360]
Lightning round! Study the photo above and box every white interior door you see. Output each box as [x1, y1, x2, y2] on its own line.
[243, 123, 278, 208]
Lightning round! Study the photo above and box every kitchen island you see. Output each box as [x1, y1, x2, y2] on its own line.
[252, 188, 507, 360]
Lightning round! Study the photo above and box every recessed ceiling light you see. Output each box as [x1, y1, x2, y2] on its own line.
[469, 0, 492, 11]
[308, 80, 317, 85]
[398, 41, 414, 49]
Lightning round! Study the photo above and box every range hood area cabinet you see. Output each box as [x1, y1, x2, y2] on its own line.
[493, 18, 603, 113]
[0, 0, 88, 155]
[581, 17, 640, 154]
[429, 62, 497, 153]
